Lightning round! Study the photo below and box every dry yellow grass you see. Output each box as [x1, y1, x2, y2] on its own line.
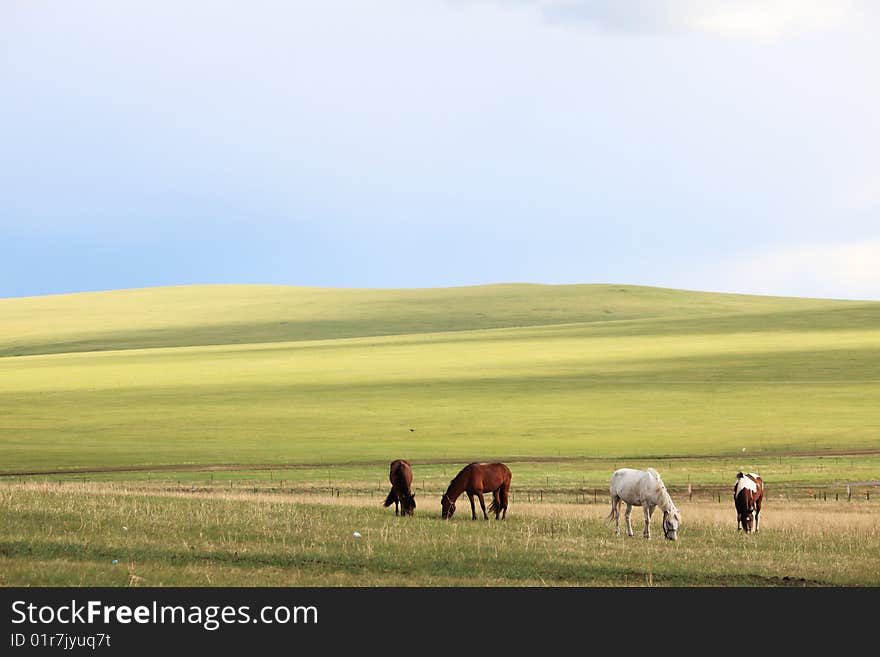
[2, 481, 877, 586]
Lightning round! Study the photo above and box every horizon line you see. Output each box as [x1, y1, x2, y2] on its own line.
[2, 281, 877, 304]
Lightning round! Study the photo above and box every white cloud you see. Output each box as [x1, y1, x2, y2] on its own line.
[473, 0, 870, 39]
[716, 241, 880, 300]
[680, 0, 855, 39]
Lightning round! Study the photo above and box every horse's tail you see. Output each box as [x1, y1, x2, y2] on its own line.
[607, 493, 618, 520]
[382, 489, 396, 508]
[488, 484, 508, 515]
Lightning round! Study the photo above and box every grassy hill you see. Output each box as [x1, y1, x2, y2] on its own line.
[2, 283, 880, 588]
[1, 283, 879, 474]
[2, 283, 876, 357]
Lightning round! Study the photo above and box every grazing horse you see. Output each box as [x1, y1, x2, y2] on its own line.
[383, 459, 416, 516]
[608, 468, 681, 540]
[441, 462, 511, 520]
[734, 472, 763, 533]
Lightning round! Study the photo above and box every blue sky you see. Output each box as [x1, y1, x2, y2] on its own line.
[2, 1, 879, 299]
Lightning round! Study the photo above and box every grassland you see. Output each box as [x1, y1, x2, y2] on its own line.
[1, 283, 878, 586]
[2, 284, 880, 473]
[4, 283, 873, 358]
[1, 483, 877, 587]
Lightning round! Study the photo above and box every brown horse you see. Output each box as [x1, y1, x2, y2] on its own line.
[383, 459, 416, 516]
[441, 462, 511, 520]
[734, 472, 763, 533]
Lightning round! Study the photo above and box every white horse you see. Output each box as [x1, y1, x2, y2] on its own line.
[608, 468, 681, 540]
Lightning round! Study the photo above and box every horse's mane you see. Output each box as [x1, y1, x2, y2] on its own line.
[661, 491, 679, 516]
[445, 462, 487, 498]
[646, 468, 679, 515]
[444, 467, 468, 494]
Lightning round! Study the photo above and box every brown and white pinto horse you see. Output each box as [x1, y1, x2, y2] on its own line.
[734, 472, 763, 533]
[441, 462, 511, 520]
[383, 459, 416, 516]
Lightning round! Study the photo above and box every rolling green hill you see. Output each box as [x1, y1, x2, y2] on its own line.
[2, 283, 875, 357]
[1, 283, 879, 474]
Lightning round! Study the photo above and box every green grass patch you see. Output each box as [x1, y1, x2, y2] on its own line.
[1, 484, 877, 586]
[3, 315, 880, 471]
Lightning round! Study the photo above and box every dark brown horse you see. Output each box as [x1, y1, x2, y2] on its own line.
[734, 472, 764, 533]
[383, 459, 416, 516]
[441, 462, 511, 520]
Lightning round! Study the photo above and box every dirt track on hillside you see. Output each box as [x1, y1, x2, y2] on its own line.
[3, 448, 879, 478]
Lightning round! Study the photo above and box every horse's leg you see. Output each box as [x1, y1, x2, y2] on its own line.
[754, 499, 762, 532]
[643, 504, 652, 539]
[467, 493, 477, 520]
[624, 503, 634, 537]
[500, 486, 508, 519]
[394, 496, 399, 516]
[477, 493, 488, 520]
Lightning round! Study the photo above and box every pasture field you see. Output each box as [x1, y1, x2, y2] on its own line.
[1, 482, 877, 587]
[3, 284, 880, 473]
[1, 283, 879, 586]
[3, 282, 872, 358]
[6, 455, 879, 502]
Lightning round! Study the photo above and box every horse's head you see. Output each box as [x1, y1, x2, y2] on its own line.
[441, 493, 455, 519]
[662, 509, 681, 541]
[402, 493, 416, 516]
[739, 506, 755, 533]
